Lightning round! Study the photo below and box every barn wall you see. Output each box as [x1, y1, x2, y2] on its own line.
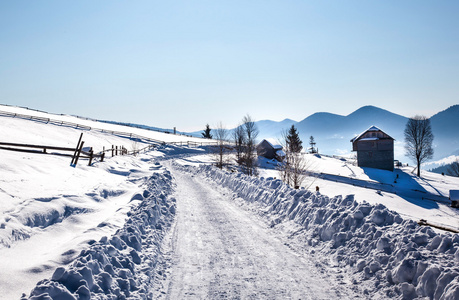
[355, 139, 393, 151]
[356, 149, 394, 171]
[354, 139, 394, 171]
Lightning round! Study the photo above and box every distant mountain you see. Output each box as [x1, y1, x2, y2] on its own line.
[296, 112, 345, 136]
[253, 105, 459, 162]
[256, 119, 297, 141]
[184, 105, 459, 163]
[430, 105, 459, 159]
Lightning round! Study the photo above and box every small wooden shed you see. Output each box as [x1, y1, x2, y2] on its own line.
[257, 139, 285, 161]
[351, 126, 394, 171]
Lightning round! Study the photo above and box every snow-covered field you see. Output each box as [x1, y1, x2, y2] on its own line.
[1, 105, 459, 299]
[256, 154, 459, 232]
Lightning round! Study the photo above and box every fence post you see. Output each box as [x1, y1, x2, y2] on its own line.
[71, 133, 84, 165]
[112, 145, 114, 157]
[88, 148, 94, 166]
[116, 146, 118, 156]
[73, 141, 84, 166]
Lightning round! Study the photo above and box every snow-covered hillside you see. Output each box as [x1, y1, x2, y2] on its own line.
[1, 106, 459, 299]
[0, 106, 208, 299]
[0, 104, 213, 146]
[256, 154, 459, 232]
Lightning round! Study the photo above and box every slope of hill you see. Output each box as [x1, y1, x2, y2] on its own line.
[0, 104, 213, 145]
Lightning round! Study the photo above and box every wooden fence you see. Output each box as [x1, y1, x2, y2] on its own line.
[0, 108, 218, 147]
[0, 133, 104, 166]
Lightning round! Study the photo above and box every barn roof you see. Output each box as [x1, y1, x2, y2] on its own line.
[350, 126, 394, 143]
[262, 138, 283, 150]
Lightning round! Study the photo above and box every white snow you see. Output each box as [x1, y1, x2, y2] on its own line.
[1, 105, 459, 299]
[153, 162, 349, 299]
[424, 155, 459, 171]
[255, 154, 459, 232]
[0, 104, 213, 145]
[177, 163, 459, 299]
[275, 149, 286, 157]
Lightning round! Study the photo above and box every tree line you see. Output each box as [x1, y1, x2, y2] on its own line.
[202, 117, 317, 188]
[204, 115, 260, 176]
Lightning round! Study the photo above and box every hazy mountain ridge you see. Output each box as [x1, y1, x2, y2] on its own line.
[186, 105, 458, 162]
[255, 105, 459, 162]
[430, 105, 459, 160]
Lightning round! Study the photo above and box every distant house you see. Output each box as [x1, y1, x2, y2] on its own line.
[351, 126, 394, 171]
[257, 139, 285, 161]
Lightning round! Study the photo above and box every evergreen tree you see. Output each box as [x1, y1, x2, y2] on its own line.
[278, 125, 308, 188]
[286, 125, 302, 153]
[309, 136, 316, 153]
[202, 124, 212, 139]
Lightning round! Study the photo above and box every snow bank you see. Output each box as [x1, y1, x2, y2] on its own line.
[23, 168, 176, 300]
[179, 164, 459, 300]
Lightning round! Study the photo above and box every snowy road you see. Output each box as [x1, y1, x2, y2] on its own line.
[155, 164, 349, 299]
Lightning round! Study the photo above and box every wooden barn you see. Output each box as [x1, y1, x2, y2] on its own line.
[257, 139, 285, 161]
[351, 126, 394, 171]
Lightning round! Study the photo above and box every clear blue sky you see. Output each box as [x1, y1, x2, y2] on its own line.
[1, 1, 458, 131]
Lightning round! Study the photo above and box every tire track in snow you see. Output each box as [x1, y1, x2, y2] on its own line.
[156, 164, 343, 299]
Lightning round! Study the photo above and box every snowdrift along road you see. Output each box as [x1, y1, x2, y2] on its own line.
[25, 166, 176, 300]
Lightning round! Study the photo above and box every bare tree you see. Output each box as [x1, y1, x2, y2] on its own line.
[404, 115, 434, 177]
[213, 122, 229, 169]
[232, 123, 246, 165]
[241, 114, 259, 176]
[277, 131, 291, 185]
[290, 152, 309, 188]
[447, 158, 459, 177]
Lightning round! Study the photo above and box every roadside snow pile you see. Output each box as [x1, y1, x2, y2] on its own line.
[24, 168, 176, 300]
[180, 164, 459, 300]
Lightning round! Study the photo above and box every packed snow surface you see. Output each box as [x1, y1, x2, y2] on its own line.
[1, 106, 459, 299]
[153, 162, 351, 299]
